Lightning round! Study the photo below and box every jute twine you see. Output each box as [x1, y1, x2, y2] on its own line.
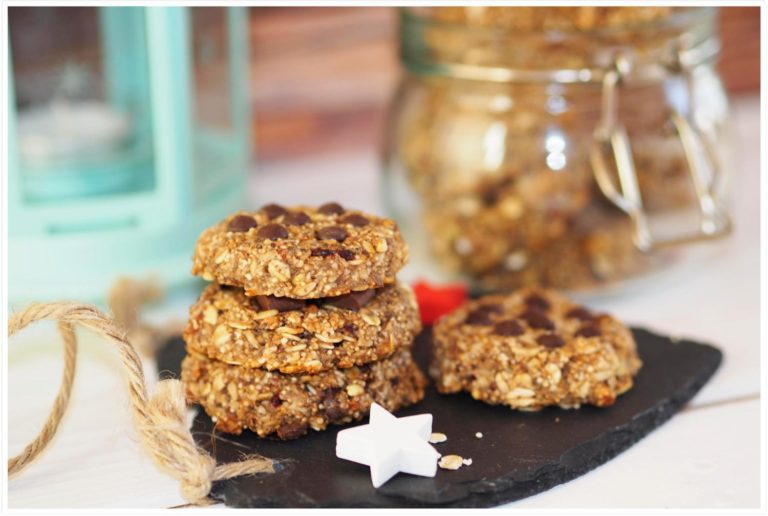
[7, 290, 275, 504]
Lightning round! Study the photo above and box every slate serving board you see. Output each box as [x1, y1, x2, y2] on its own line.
[157, 328, 722, 508]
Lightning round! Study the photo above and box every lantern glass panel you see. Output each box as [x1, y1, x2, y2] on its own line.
[9, 7, 155, 201]
[190, 7, 244, 206]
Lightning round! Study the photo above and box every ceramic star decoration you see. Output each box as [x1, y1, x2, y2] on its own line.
[336, 403, 440, 487]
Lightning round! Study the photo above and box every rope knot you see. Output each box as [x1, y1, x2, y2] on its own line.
[8, 296, 275, 505]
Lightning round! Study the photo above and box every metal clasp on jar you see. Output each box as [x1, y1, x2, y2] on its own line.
[590, 51, 731, 252]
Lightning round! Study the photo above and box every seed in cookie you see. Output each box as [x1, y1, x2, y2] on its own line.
[537, 333, 565, 348]
[227, 215, 257, 233]
[257, 223, 289, 240]
[283, 211, 311, 226]
[253, 295, 306, 312]
[575, 324, 602, 338]
[524, 293, 551, 311]
[520, 309, 555, 330]
[316, 226, 347, 242]
[261, 203, 287, 220]
[565, 307, 594, 321]
[341, 214, 370, 227]
[318, 202, 345, 215]
[494, 319, 524, 337]
[325, 289, 377, 311]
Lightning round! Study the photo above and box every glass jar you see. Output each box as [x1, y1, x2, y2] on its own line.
[383, 7, 731, 292]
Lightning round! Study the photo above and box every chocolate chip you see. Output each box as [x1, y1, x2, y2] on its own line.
[525, 293, 551, 311]
[537, 334, 565, 348]
[575, 324, 602, 338]
[337, 249, 356, 261]
[322, 388, 346, 422]
[270, 393, 283, 408]
[565, 307, 594, 321]
[465, 307, 497, 326]
[494, 319, 524, 337]
[227, 214, 257, 233]
[318, 202, 344, 215]
[316, 226, 347, 242]
[520, 309, 555, 330]
[253, 295, 306, 312]
[277, 421, 309, 440]
[325, 289, 376, 311]
[283, 211, 310, 226]
[256, 223, 289, 240]
[310, 248, 336, 257]
[340, 214, 369, 227]
[261, 203, 287, 220]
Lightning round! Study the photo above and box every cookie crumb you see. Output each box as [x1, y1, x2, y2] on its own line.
[475, 432, 483, 439]
[462, 458, 473, 466]
[438, 454, 464, 470]
[429, 432, 447, 444]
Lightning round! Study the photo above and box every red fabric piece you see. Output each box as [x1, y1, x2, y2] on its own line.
[412, 280, 468, 326]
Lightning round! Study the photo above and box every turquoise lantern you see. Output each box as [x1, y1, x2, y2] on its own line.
[7, 7, 250, 303]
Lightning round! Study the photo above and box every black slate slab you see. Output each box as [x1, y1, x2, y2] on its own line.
[156, 328, 722, 508]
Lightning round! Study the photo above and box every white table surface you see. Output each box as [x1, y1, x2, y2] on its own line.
[6, 95, 763, 509]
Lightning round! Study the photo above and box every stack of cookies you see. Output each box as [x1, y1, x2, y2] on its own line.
[181, 202, 426, 439]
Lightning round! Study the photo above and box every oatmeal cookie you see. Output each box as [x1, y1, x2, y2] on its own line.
[184, 282, 422, 374]
[430, 288, 641, 410]
[191, 203, 408, 298]
[182, 348, 427, 439]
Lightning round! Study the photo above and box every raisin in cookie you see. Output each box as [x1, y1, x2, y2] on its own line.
[184, 282, 422, 374]
[182, 348, 427, 439]
[191, 203, 408, 298]
[430, 288, 641, 410]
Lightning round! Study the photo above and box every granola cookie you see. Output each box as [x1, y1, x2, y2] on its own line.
[182, 348, 428, 439]
[430, 288, 641, 410]
[184, 282, 422, 374]
[191, 203, 408, 298]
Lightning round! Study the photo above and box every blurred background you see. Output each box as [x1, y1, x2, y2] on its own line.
[6, 6, 761, 302]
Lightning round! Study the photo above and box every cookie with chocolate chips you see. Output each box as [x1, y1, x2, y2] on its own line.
[191, 204, 408, 298]
[430, 288, 641, 410]
[184, 282, 422, 374]
[181, 348, 427, 439]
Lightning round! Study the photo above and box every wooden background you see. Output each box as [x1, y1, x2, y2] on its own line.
[250, 7, 761, 162]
